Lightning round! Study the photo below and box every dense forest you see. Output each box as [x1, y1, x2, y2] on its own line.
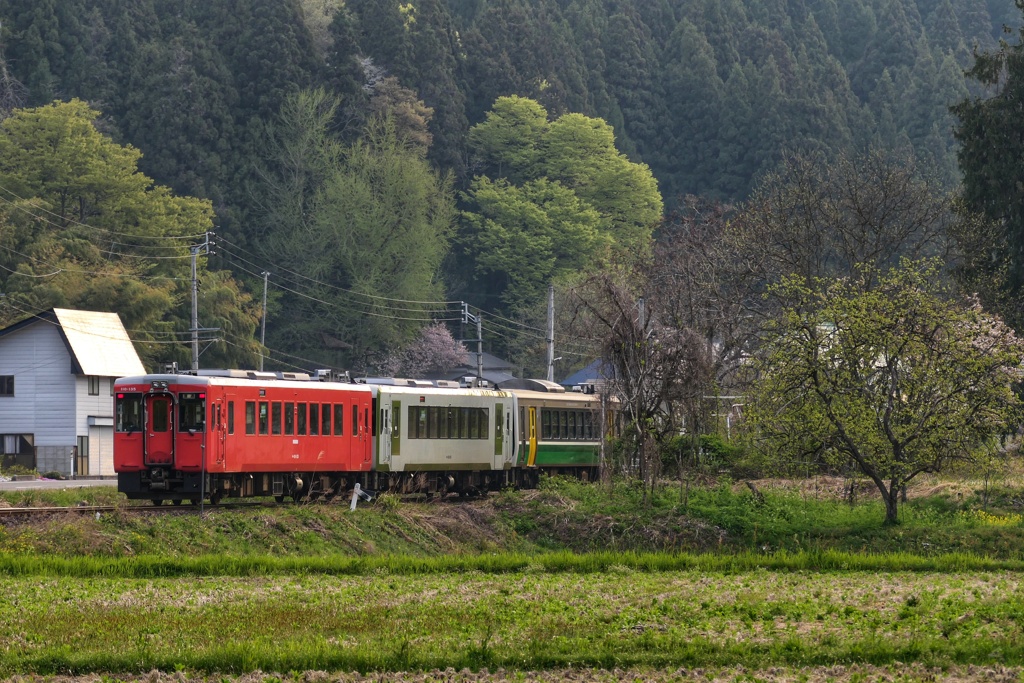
[0, 0, 1021, 374]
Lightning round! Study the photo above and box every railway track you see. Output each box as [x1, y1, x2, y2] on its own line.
[0, 501, 285, 517]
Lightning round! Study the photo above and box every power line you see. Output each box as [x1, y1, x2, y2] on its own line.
[216, 235, 462, 308]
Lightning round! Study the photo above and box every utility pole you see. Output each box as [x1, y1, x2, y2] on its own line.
[259, 271, 269, 371]
[190, 233, 213, 374]
[546, 284, 555, 382]
[461, 302, 484, 383]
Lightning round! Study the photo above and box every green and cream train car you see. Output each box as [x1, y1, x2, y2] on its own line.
[512, 385, 606, 483]
[367, 380, 517, 494]
[365, 378, 610, 494]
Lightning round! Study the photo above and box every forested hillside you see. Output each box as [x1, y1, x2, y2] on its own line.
[4, 0, 1014, 204]
[0, 0, 1020, 370]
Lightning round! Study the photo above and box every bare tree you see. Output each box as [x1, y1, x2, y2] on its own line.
[567, 269, 711, 502]
[735, 149, 954, 291]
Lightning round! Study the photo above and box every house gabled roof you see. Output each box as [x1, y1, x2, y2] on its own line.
[0, 308, 145, 377]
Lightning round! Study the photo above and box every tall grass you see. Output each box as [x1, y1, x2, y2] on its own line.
[0, 548, 1020, 578]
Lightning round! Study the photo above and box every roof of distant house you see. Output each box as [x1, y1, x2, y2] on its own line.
[0, 308, 145, 377]
[561, 358, 616, 387]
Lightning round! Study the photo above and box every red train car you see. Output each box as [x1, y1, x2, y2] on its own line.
[114, 370, 373, 504]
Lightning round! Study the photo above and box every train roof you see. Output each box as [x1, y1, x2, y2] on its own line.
[114, 372, 373, 393]
[510, 389, 605, 405]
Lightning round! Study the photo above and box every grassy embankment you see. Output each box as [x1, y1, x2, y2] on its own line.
[2, 475, 1024, 676]
[2, 474, 1022, 558]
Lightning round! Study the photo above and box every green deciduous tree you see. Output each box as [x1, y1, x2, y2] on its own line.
[747, 261, 1024, 524]
[0, 99, 260, 368]
[461, 96, 662, 311]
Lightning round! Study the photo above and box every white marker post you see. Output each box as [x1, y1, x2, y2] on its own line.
[350, 483, 373, 511]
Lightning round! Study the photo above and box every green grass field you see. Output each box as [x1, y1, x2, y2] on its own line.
[2, 560, 1024, 675]
[3, 474, 1024, 680]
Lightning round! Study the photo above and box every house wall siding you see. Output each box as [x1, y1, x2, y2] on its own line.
[0, 323, 76, 446]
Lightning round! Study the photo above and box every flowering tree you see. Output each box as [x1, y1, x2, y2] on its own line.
[747, 261, 1024, 524]
[380, 322, 466, 378]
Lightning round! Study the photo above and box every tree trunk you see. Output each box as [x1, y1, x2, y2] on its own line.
[882, 487, 900, 525]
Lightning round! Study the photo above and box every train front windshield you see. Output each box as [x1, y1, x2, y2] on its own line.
[178, 393, 206, 432]
[116, 393, 144, 433]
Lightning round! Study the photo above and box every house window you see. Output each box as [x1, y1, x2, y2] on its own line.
[88, 376, 100, 395]
[0, 375, 14, 396]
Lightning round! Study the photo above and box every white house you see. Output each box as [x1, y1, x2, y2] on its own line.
[0, 308, 145, 477]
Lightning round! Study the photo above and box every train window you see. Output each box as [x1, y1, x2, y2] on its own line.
[334, 404, 345, 436]
[271, 402, 282, 435]
[407, 406, 425, 438]
[245, 402, 256, 434]
[297, 404, 307, 435]
[178, 394, 206, 432]
[438, 407, 449, 439]
[152, 398, 170, 432]
[542, 410, 551, 440]
[458, 408, 468, 438]
[228, 401, 235, 435]
[284, 402, 294, 435]
[309, 404, 319, 435]
[468, 408, 478, 439]
[322, 403, 332, 435]
[424, 406, 436, 439]
[115, 393, 143, 433]
[584, 412, 592, 440]
[352, 404, 359, 436]
[558, 411, 567, 439]
[259, 402, 269, 435]
[450, 409, 462, 440]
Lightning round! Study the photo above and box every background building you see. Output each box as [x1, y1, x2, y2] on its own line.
[0, 308, 144, 477]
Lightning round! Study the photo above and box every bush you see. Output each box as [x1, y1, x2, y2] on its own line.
[660, 433, 748, 478]
[1, 465, 38, 478]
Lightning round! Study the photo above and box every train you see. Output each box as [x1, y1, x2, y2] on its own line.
[113, 370, 616, 504]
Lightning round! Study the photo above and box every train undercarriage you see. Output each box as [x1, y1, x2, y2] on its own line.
[119, 465, 598, 505]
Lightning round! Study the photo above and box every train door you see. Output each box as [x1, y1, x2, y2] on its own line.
[144, 394, 174, 466]
[362, 400, 372, 464]
[494, 402, 505, 464]
[527, 406, 538, 467]
[212, 397, 226, 469]
[502, 403, 514, 466]
[377, 398, 391, 467]
[390, 399, 401, 462]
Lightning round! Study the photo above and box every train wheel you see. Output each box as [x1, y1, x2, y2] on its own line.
[173, 499, 183, 506]
[274, 495, 285, 504]
[152, 499, 164, 506]
[209, 492, 222, 505]
[190, 499, 200, 506]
